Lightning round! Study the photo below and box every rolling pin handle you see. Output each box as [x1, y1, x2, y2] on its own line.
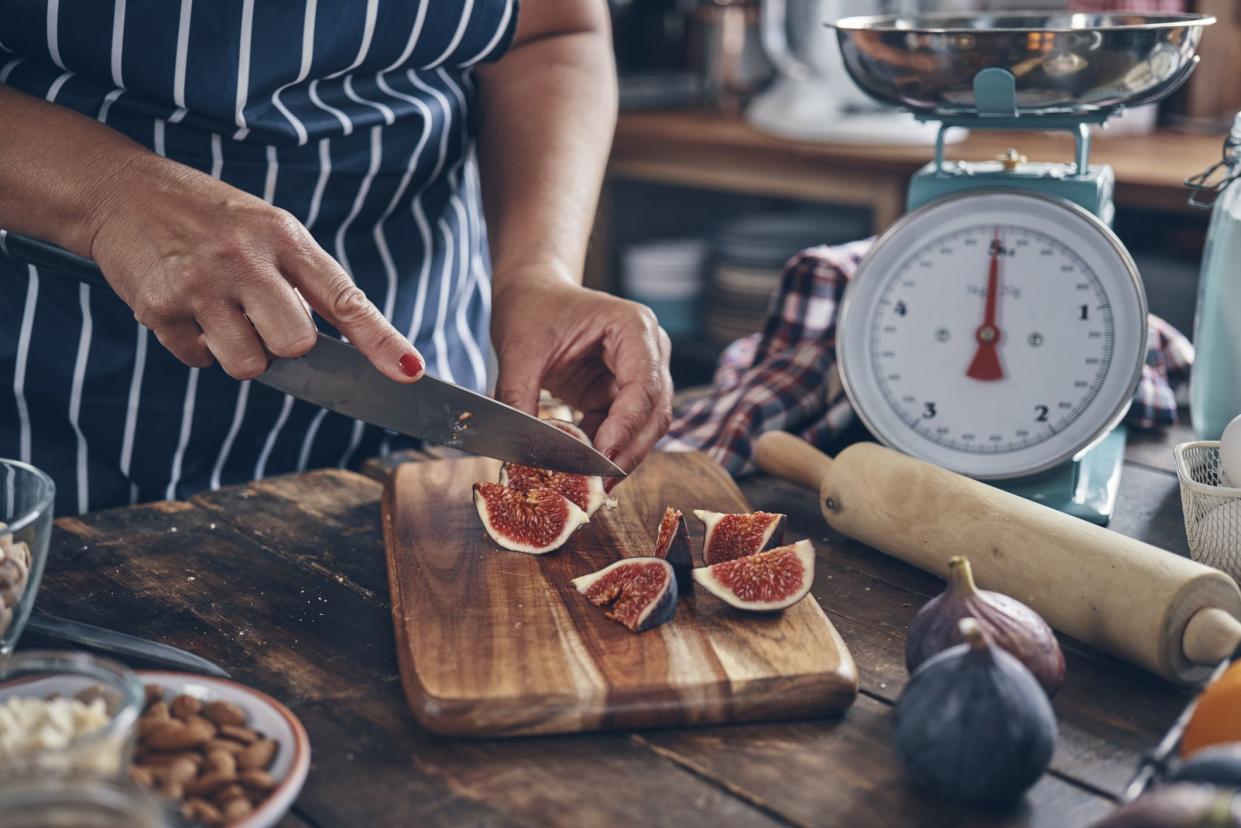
[754, 431, 834, 492]
[1183, 607, 1241, 667]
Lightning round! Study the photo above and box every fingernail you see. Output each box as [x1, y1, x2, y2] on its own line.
[606, 448, 620, 461]
[400, 353, 423, 378]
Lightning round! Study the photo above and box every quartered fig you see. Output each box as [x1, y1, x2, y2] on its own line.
[693, 510, 786, 564]
[473, 482, 588, 554]
[905, 556, 1065, 698]
[500, 420, 616, 516]
[652, 507, 692, 592]
[693, 540, 814, 611]
[572, 557, 677, 632]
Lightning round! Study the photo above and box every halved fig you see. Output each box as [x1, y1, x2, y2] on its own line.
[473, 482, 588, 554]
[572, 557, 677, 632]
[500, 419, 615, 516]
[693, 540, 815, 611]
[693, 510, 787, 565]
[652, 507, 692, 592]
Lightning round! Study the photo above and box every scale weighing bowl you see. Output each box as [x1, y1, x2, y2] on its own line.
[834, 12, 1214, 117]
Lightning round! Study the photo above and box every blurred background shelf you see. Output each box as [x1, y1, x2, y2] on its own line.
[589, 110, 1217, 385]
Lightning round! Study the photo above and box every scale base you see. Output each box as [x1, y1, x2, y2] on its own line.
[994, 427, 1127, 526]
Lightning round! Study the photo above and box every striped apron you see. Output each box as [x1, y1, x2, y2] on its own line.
[0, 0, 519, 515]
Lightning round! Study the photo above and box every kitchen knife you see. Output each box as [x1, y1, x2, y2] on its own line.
[25, 612, 231, 678]
[0, 230, 624, 477]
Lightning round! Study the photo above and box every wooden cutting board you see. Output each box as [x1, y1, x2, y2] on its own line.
[382, 451, 857, 737]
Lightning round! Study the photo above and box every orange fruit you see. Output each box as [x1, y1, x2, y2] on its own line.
[1182, 660, 1241, 757]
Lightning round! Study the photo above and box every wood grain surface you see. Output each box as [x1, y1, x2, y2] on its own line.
[382, 451, 858, 736]
[23, 434, 1199, 826]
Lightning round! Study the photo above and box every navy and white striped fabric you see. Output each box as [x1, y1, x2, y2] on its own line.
[0, 0, 519, 515]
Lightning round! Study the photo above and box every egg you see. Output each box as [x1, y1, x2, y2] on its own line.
[1221, 414, 1241, 488]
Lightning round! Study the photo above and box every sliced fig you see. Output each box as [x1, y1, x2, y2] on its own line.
[652, 507, 692, 592]
[693, 540, 815, 611]
[693, 510, 786, 565]
[572, 557, 677, 632]
[499, 419, 615, 516]
[473, 482, 588, 554]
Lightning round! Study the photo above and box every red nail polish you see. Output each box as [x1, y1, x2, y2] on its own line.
[606, 448, 620, 461]
[399, 353, 423, 378]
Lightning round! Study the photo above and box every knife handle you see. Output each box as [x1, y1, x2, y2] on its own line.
[0, 230, 113, 290]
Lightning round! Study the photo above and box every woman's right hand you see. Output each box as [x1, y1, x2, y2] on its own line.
[87, 153, 425, 383]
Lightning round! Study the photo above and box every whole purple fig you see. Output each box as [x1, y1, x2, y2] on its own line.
[905, 556, 1065, 697]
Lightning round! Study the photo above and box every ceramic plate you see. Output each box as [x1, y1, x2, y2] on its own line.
[138, 671, 310, 828]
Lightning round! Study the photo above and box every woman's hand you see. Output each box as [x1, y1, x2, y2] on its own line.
[491, 271, 673, 474]
[89, 154, 425, 383]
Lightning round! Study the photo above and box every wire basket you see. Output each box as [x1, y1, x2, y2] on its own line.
[1175, 441, 1241, 582]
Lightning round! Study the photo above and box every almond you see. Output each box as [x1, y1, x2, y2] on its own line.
[205, 749, 237, 778]
[170, 694, 202, 721]
[237, 738, 277, 770]
[201, 700, 247, 728]
[184, 772, 235, 797]
[219, 724, 259, 744]
[238, 768, 276, 791]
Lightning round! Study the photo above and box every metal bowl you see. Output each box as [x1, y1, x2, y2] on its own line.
[834, 12, 1214, 116]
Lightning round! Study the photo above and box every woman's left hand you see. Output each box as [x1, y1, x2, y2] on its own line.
[491, 273, 673, 475]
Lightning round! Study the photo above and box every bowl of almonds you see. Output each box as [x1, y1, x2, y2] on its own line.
[131, 672, 310, 828]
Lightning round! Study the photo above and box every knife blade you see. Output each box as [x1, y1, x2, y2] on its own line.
[24, 612, 231, 678]
[263, 334, 623, 476]
[0, 230, 625, 477]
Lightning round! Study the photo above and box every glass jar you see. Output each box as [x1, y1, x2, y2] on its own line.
[0, 651, 143, 777]
[0, 775, 170, 828]
[0, 458, 55, 653]
[1189, 113, 1241, 440]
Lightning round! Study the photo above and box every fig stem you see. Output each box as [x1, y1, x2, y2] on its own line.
[947, 556, 979, 597]
[958, 617, 987, 650]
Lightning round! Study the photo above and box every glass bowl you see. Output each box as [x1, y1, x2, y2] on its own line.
[0, 458, 55, 654]
[0, 775, 171, 828]
[0, 651, 143, 777]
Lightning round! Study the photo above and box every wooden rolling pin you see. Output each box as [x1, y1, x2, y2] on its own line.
[755, 432, 1241, 685]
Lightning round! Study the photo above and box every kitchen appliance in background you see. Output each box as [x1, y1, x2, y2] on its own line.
[621, 239, 709, 338]
[1187, 113, 1241, 441]
[609, 0, 703, 110]
[706, 210, 868, 346]
[690, 0, 773, 114]
[748, 0, 947, 143]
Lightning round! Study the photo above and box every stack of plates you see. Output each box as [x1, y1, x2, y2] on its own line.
[705, 210, 869, 346]
[621, 239, 709, 338]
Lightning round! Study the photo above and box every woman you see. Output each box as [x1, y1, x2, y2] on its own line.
[0, 1, 672, 515]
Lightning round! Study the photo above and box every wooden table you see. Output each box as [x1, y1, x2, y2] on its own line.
[28, 425, 1199, 827]
[609, 111, 1222, 232]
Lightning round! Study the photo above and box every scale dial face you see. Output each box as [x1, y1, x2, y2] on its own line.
[837, 190, 1147, 479]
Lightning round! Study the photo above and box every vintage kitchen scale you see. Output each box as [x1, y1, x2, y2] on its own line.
[830, 12, 1213, 524]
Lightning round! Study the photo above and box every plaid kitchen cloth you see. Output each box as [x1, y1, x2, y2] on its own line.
[660, 240, 1194, 476]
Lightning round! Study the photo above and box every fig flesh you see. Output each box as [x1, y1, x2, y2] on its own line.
[693, 510, 786, 565]
[473, 482, 588, 554]
[894, 619, 1056, 807]
[500, 420, 615, 516]
[692, 540, 814, 611]
[652, 507, 692, 591]
[572, 557, 677, 632]
[905, 556, 1065, 698]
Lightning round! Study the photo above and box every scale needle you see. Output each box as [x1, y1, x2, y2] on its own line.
[966, 228, 1005, 382]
